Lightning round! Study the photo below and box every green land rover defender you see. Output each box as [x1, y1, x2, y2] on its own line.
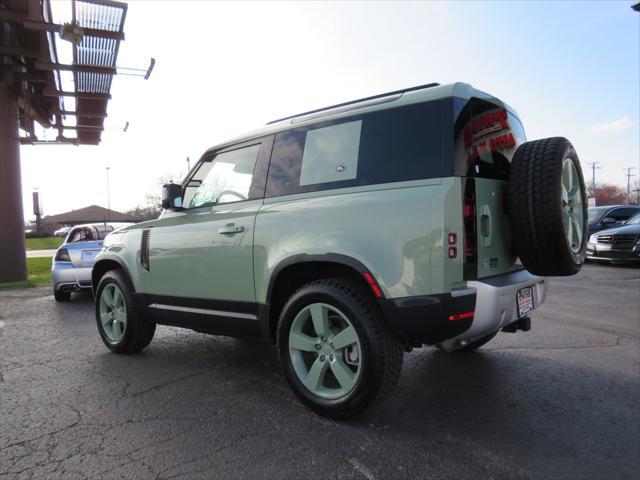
[92, 83, 588, 418]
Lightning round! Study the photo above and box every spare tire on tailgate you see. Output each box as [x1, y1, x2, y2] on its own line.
[508, 137, 587, 276]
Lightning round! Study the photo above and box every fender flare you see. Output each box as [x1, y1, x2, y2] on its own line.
[92, 255, 134, 296]
[265, 253, 374, 305]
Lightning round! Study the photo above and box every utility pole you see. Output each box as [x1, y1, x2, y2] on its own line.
[32, 190, 42, 234]
[0, 71, 27, 282]
[186, 156, 191, 174]
[588, 162, 600, 197]
[624, 167, 636, 205]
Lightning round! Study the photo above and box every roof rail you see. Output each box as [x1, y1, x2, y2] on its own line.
[266, 82, 440, 125]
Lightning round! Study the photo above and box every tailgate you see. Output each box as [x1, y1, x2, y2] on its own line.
[474, 178, 516, 278]
[453, 97, 526, 279]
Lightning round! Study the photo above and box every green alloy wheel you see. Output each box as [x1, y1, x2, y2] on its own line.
[95, 269, 156, 353]
[277, 279, 403, 419]
[288, 302, 363, 400]
[99, 283, 128, 342]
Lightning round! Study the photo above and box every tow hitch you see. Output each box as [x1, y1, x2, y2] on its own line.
[502, 316, 531, 333]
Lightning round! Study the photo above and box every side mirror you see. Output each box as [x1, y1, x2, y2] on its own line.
[161, 183, 183, 209]
[601, 217, 617, 225]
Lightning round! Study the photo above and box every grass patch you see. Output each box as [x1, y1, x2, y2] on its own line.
[25, 237, 63, 250]
[0, 257, 52, 291]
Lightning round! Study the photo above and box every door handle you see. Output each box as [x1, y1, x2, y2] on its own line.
[480, 205, 492, 247]
[217, 224, 245, 235]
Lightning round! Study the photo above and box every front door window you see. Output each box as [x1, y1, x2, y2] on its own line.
[183, 144, 261, 209]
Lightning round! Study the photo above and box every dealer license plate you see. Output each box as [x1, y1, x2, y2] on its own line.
[516, 286, 534, 318]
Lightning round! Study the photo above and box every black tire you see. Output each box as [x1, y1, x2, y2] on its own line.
[277, 279, 403, 419]
[508, 137, 587, 276]
[95, 269, 155, 354]
[53, 289, 71, 302]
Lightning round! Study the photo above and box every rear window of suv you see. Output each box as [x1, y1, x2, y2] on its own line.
[265, 101, 442, 197]
[452, 97, 526, 180]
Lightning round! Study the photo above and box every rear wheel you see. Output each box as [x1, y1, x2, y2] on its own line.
[508, 137, 587, 276]
[277, 279, 403, 419]
[95, 269, 155, 353]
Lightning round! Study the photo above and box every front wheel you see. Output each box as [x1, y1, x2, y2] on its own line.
[95, 269, 155, 353]
[277, 279, 403, 419]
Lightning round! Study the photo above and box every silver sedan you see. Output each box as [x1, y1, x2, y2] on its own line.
[52, 223, 132, 301]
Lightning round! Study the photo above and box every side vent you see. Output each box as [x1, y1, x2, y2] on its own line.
[140, 229, 151, 271]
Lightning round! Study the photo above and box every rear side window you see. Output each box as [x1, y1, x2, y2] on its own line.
[95, 226, 114, 240]
[299, 120, 362, 186]
[266, 101, 441, 197]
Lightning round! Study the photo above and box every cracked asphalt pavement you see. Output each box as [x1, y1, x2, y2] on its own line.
[1, 264, 638, 479]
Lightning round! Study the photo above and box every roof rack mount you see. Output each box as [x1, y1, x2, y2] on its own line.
[267, 82, 440, 125]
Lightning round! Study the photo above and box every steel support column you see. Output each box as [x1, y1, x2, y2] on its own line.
[0, 79, 27, 282]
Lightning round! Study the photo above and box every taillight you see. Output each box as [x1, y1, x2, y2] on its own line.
[449, 311, 475, 321]
[463, 237, 476, 257]
[55, 248, 71, 262]
[463, 196, 477, 257]
[462, 179, 477, 280]
[463, 203, 474, 219]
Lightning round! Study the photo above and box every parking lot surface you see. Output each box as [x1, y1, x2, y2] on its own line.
[1, 264, 638, 479]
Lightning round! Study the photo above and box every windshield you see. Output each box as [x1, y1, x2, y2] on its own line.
[588, 207, 608, 223]
[626, 212, 640, 225]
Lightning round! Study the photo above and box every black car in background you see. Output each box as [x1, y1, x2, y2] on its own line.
[587, 212, 640, 264]
[587, 205, 640, 237]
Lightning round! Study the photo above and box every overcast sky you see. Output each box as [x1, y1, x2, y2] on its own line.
[19, 0, 640, 220]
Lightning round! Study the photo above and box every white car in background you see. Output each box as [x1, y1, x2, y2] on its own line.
[52, 223, 132, 301]
[54, 226, 72, 237]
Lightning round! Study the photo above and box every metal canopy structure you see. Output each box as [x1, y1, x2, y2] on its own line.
[1, 0, 127, 145]
[0, 0, 144, 283]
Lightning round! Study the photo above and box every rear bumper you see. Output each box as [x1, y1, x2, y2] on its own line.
[380, 269, 547, 349]
[51, 262, 93, 291]
[439, 269, 547, 351]
[380, 291, 476, 346]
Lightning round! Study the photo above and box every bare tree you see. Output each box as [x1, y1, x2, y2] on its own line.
[594, 183, 627, 206]
[631, 179, 640, 205]
[126, 173, 182, 222]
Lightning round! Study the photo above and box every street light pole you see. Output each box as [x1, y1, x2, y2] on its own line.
[106, 166, 111, 221]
